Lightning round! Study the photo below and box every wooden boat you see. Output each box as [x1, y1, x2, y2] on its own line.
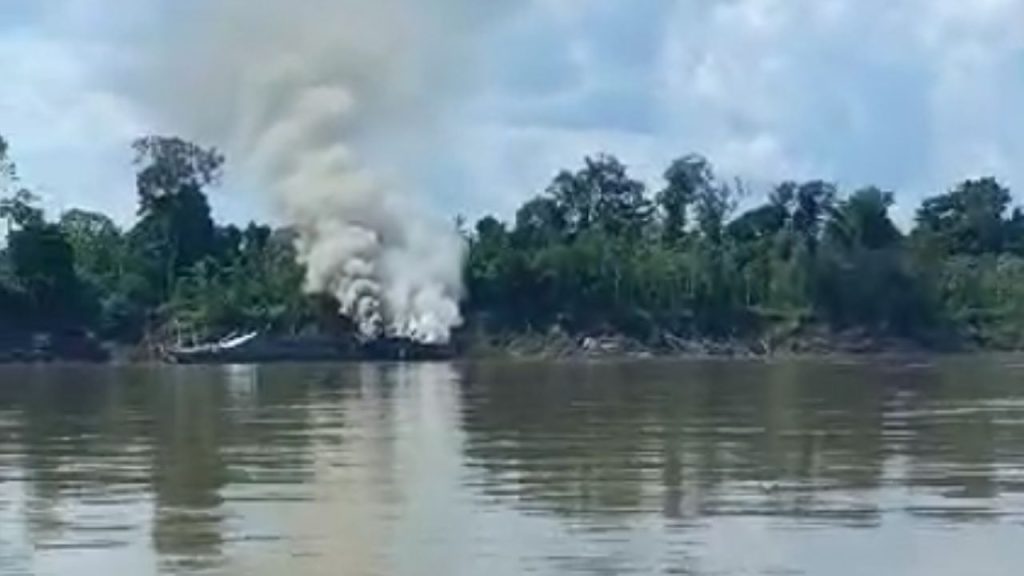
[163, 331, 452, 364]
[164, 331, 263, 364]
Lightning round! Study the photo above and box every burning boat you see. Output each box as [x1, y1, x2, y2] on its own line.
[163, 331, 453, 364]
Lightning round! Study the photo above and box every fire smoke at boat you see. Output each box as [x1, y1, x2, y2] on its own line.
[128, 0, 517, 343]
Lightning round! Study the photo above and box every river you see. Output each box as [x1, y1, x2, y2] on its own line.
[2, 358, 1024, 575]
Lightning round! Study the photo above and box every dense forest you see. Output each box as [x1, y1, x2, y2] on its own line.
[0, 135, 316, 357]
[1, 132, 1024, 358]
[465, 154, 1024, 351]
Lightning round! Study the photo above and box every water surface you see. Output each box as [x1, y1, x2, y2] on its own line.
[2, 358, 1024, 575]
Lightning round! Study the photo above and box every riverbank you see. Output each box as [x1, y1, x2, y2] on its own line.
[459, 325, 965, 361]
[0, 324, 997, 364]
[0, 332, 110, 363]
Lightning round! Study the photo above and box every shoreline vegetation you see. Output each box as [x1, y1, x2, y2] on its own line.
[2, 134, 1024, 363]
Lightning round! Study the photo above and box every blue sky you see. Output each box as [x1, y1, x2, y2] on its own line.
[1, 0, 1023, 226]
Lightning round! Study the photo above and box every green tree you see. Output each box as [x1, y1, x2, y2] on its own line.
[825, 187, 901, 251]
[791, 180, 837, 254]
[692, 174, 736, 245]
[546, 155, 651, 240]
[658, 155, 713, 244]
[915, 178, 1011, 255]
[165, 225, 313, 342]
[127, 136, 224, 303]
[0, 189, 44, 231]
[59, 210, 123, 287]
[2, 193, 93, 331]
[513, 197, 566, 248]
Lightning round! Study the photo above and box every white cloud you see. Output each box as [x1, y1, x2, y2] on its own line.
[0, 27, 143, 223]
[650, 0, 1024, 204]
[0, 0, 1023, 225]
[0, 0, 262, 225]
[443, 0, 1024, 219]
[916, 0, 1024, 193]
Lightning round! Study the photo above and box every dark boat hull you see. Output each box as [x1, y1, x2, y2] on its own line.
[165, 334, 452, 364]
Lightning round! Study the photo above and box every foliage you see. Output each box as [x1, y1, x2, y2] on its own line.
[127, 136, 224, 304]
[0, 134, 321, 346]
[466, 154, 1024, 348]
[165, 226, 313, 342]
[1, 129, 1024, 352]
[914, 178, 1013, 255]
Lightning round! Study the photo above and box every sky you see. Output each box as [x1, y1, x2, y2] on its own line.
[0, 0, 1022, 226]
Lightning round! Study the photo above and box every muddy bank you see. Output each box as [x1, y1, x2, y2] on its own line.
[460, 325, 956, 360]
[0, 332, 109, 363]
[0, 324, 981, 364]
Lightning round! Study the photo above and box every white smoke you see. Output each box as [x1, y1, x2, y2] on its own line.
[127, 0, 512, 343]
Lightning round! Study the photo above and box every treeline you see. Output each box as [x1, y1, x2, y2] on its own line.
[0, 135, 318, 351]
[2, 131, 1024, 353]
[464, 154, 1024, 349]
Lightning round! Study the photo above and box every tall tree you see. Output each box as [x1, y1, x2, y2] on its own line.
[514, 197, 566, 248]
[0, 189, 43, 231]
[127, 136, 224, 302]
[59, 210, 123, 286]
[546, 155, 650, 240]
[825, 187, 901, 251]
[658, 154, 713, 244]
[2, 193, 92, 330]
[915, 177, 1012, 255]
[791, 180, 837, 253]
[692, 175, 736, 245]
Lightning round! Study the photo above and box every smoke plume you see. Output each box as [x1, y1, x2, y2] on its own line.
[129, 0, 510, 343]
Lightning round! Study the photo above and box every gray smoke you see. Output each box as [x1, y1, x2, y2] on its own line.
[129, 0, 512, 343]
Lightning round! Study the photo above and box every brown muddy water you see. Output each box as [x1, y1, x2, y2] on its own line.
[2, 358, 1024, 575]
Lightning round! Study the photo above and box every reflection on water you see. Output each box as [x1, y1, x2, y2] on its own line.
[2, 359, 1024, 575]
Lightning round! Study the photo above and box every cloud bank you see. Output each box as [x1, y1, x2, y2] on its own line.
[0, 0, 1021, 228]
